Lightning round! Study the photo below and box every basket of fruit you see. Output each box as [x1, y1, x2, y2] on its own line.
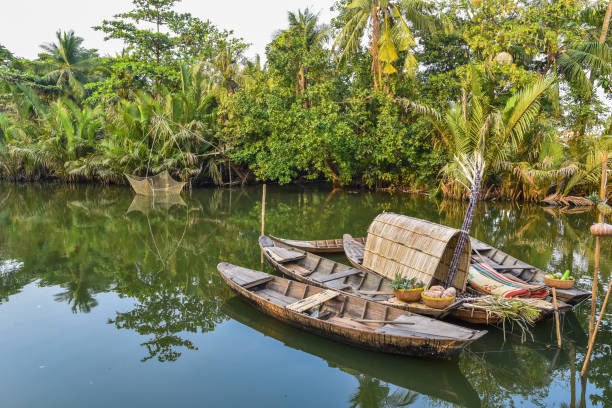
[391, 274, 425, 302]
[544, 270, 575, 289]
[421, 286, 457, 309]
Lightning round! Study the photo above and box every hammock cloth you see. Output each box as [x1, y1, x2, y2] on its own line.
[124, 170, 186, 196]
[468, 263, 549, 299]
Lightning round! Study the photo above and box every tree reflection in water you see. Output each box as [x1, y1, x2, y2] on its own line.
[348, 375, 417, 408]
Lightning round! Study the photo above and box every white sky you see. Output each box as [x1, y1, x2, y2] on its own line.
[0, 0, 335, 60]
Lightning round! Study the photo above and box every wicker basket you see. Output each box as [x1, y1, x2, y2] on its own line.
[543, 275, 575, 289]
[393, 287, 424, 303]
[421, 293, 456, 309]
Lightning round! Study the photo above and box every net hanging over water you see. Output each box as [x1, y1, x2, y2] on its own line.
[124, 171, 186, 196]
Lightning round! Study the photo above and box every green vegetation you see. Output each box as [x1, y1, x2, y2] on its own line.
[390, 273, 425, 290]
[0, 0, 611, 201]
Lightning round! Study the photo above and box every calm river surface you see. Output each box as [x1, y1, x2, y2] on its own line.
[0, 183, 610, 407]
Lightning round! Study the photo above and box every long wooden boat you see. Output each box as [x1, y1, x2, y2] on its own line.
[344, 233, 590, 307]
[223, 296, 482, 407]
[260, 235, 573, 325]
[270, 235, 366, 253]
[218, 262, 486, 358]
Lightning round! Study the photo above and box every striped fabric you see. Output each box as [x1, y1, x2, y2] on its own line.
[468, 263, 548, 299]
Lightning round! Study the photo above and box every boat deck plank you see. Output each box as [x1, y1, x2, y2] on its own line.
[265, 247, 306, 263]
[287, 289, 339, 313]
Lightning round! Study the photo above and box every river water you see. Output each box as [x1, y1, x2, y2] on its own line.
[0, 183, 609, 407]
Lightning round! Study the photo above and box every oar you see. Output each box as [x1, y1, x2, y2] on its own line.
[552, 287, 562, 349]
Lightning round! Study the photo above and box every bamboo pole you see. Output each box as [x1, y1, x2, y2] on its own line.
[589, 237, 600, 337]
[590, 152, 607, 336]
[260, 184, 267, 265]
[552, 287, 562, 348]
[581, 152, 608, 377]
[581, 278, 612, 377]
[570, 342, 576, 408]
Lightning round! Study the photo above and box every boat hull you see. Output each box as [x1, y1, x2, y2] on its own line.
[219, 263, 485, 358]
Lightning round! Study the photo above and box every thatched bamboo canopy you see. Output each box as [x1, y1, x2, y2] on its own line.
[362, 213, 471, 290]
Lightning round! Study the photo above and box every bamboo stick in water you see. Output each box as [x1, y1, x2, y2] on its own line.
[552, 287, 562, 349]
[261, 184, 267, 265]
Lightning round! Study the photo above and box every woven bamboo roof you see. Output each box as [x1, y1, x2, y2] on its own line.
[362, 213, 471, 290]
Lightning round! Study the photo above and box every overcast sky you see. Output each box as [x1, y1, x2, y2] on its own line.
[0, 0, 335, 60]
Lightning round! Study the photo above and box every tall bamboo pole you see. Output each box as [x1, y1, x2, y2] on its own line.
[589, 151, 607, 337]
[260, 184, 267, 265]
[446, 168, 482, 288]
[581, 278, 612, 376]
[552, 287, 562, 348]
[582, 151, 608, 376]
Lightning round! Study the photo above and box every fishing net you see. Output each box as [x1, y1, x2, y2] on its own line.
[124, 171, 186, 196]
[126, 194, 186, 215]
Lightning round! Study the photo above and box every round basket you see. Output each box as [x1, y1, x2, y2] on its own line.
[393, 287, 424, 303]
[421, 293, 456, 309]
[543, 275, 575, 289]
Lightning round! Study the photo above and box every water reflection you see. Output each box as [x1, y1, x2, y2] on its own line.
[223, 296, 481, 407]
[0, 183, 610, 406]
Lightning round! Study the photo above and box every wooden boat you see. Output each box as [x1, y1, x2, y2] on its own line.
[344, 233, 590, 307]
[270, 235, 366, 253]
[223, 296, 482, 407]
[218, 262, 487, 358]
[273, 230, 590, 307]
[260, 235, 573, 325]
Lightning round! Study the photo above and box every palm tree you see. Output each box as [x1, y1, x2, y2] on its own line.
[334, 0, 435, 91]
[285, 8, 328, 93]
[403, 69, 554, 285]
[39, 30, 98, 98]
[210, 45, 242, 95]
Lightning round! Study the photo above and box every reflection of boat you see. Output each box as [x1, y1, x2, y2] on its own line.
[126, 193, 186, 215]
[270, 235, 366, 253]
[217, 262, 486, 358]
[261, 235, 505, 325]
[223, 296, 482, 408]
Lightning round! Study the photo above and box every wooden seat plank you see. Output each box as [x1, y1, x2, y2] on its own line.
[242, 276, 274, 289]
[286, 289, 340, 313]
[285, 263, 313, 276]
[265, 247, 306, 263]
[317, 269, 362, 283]
[225, 265, 275, 288]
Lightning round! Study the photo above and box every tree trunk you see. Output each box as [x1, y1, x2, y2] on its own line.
[445, 171, 482, 288]
[370, 3, 380, 91]
[599, 0, 612, 43]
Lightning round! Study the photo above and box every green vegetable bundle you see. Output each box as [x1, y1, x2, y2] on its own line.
[545, 269, 574, 280]
[390, 273, 425, 290]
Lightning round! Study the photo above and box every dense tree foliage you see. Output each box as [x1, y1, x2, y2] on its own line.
[0, 0, 611, 201]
